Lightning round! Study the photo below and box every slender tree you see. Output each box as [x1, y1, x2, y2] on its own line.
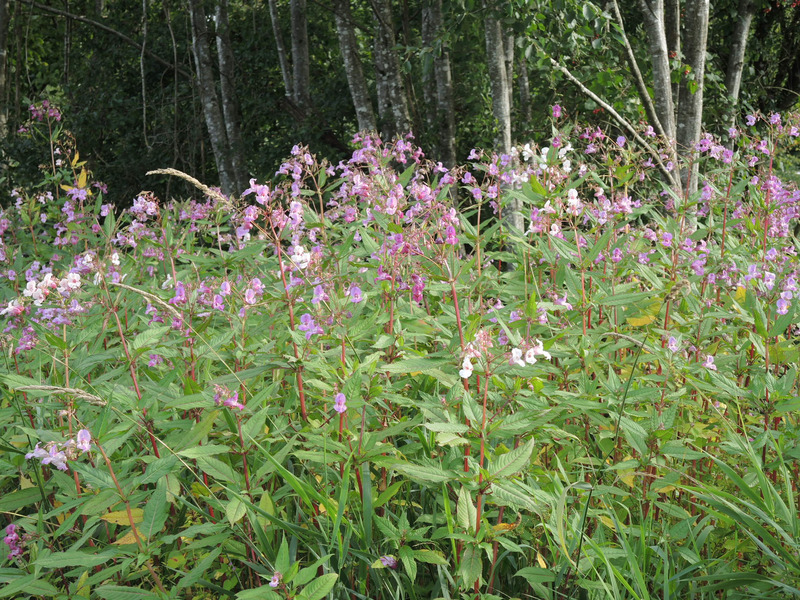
[0, 0, 9, 140]
[267, 0, 293, 99]
[290, 0, 311, 111]
[215, 0, 248, 193]
[187, 0, 236, 195]
[372, 0, 411, 137]
[421, 0, 455, 167]
[333, 0, 376, 133]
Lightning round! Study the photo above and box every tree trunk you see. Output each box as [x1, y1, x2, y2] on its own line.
[267, 0, 293, 98]
[187, 0, 235, 196]
[421, 0, 455, 167]
[0, 0, 9, 140]
[518, 54, 530, 123]
[725, 0, 754, 117]
[676, 0, 709, 195]
[333, 0, 376, 132]
[290, 0, 311, 110]
[372, 0, 411, 137]
[637, 0, 675, 140]
[214, 0, 248, 194]
[484, 3, 522, 231]
[421, 0, 438, 136]
[504, 29, 514, 121]
[664, 0, 680, 108]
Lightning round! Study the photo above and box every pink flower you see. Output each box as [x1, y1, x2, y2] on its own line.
[703, 355, 717, 371]
[333, 392, 347, 413]
[349, 285, 363, 303]
[76, 429, 92, 453]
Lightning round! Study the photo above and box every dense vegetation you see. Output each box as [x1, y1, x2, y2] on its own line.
[2, 0, 800, 202]
[2, 101, 800, 599]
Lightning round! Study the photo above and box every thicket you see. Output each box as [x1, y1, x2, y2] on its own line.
[2, 103, 800, 599]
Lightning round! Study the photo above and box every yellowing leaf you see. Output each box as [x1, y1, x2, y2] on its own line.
[621, 473, 636, 488]
[71, 151, 80, 168]
[735, 286, 746, 303]
[493, 522, 518, 533]
[77, 168, 88, 189]
[101, 508, 143, 525]
[626, 314, 656, 327]
[599, 515, 616, 531]
[113, 527, 140, 545]
[536, 552, 548, 568]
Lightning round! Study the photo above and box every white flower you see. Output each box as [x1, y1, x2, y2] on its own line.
[510, 348, 525, 367]
[524, 349, 537, 365]
[111, 252, 120, 266]
[459, 356, 474, 379]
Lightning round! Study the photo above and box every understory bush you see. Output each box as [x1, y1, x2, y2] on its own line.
[2, 102, 800, 599]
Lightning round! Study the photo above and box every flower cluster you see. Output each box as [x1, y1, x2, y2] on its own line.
[213, 385, 246, 411]
[25, 429, 92, 471]
[3, 524, 23, 559]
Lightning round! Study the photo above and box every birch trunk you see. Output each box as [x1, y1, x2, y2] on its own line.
[664, 0, 680, 108]
[187, 0, 235, 196]
[290, 0, 311, 110]
[518, 54, 531, 123]
[484, 4, 522, 231]
[422, 0, 455, 168]
[504, 30, 514, 120]
[725, 0, 754, 116]
[214, 0, 248, 195]
[0, 0, 9, 140]
[333, 0, 376, 133]
[676, 0, 709, 195]
[637, 0, 675, 140]
[372, 0, 411, 136]
[267, 0, 293, 98]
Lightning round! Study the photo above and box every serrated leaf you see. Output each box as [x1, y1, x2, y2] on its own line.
[35, 549, 118, 568]
[296, 573, 338, 600]
[130, 326, 171, 352]
[0, 573, 58, 598]
[489, 438, 534, 479]
[424, 422, 469, 434]
[459, 545, 482, 589]
[457, 486, 477, 533]
[141, 480, 168, 540]
[392, 463, 454, 483]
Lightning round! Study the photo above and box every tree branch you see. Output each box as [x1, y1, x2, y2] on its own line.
[14, 0, 191, 78]
[547, 55, 680, 188]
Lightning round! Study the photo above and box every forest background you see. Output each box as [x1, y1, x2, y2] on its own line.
[1, 0, 800, 201]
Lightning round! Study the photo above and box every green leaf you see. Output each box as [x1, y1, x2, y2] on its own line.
[515, 567, 556, 584]
[35, 549, 118, 568]
[424, 422, 469, 434]
[392, 463, 455, 483]
[459, 545, 482, 589]
[381, 357, 452, 374]
[296, 573, 338, 600]
[130, 325, 171, 351]
[457, 486, 477, 533]
[141, 479, 168, 540]
[489, 438, 534, 479]
[0, 573, 58, 598]
[95, 586, 161, 600]
[226, 496, 247, 525]
[176, 548, 222, 589]
[399, 545, 417, 581]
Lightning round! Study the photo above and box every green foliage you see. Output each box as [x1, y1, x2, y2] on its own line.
[2, 108, 800, 599]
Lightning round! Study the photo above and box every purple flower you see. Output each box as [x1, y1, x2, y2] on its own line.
[244, 288, 257, 305]
[4, 524, 22, 558]
[76, 429, 91, 453]
[219, 281, 232, 296]
[552, 104, 562, 119]
[269, 572, 282, 588]
[212, 295, 225, 311]
[349, 285, 363, 303]
[703, 355, 717, 371]
[616, 136, 626, 148]
[333, 392, 347, 414]
[746, 114, 757, 126]
[298, 313, 323, 339]
[667, 336, 679, 352]
[380, 555, 398, 569]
